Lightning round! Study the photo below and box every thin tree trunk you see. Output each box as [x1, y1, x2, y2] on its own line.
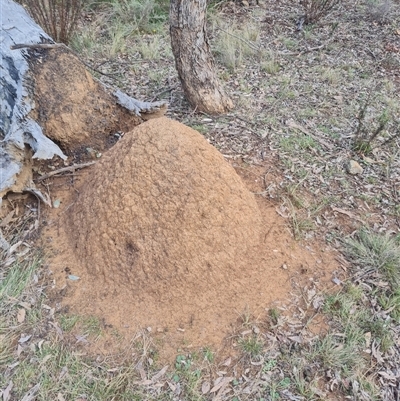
[170, 0, 233, 115]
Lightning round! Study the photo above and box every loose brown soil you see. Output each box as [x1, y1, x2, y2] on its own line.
[30, 47, 142, 154]
[40, 117, 338, 360]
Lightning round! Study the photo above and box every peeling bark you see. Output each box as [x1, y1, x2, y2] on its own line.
[170, 0, 233, 115]
[1, 0, 67, 199]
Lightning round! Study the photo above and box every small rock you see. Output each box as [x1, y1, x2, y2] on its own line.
[347, 160, 363, 175]
[241, 0, 249, 6]
[53, 199, 61, 208]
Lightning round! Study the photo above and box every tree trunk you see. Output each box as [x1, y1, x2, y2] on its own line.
[0, 0, 166, 203]
[170, 0, 233, 115]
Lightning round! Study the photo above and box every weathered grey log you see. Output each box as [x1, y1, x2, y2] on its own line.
[1, 0, 67, 200]
[0, 0, 167, 203]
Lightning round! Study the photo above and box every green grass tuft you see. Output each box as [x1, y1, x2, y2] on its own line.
[345, 229, 400, 288]
[239, 336, 263, 358]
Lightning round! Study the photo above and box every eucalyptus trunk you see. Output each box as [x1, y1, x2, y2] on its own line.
[170, 0, 233, 115]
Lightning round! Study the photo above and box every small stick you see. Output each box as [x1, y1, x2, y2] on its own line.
[36, 162, 96, 182]
[10, 43, 64, 50]
[11, 43, 121, 82]
[277, 38, 334, 57]
[151, 84, 180, 102]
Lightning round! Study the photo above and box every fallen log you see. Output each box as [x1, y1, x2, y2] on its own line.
[0, 0, 166, 203]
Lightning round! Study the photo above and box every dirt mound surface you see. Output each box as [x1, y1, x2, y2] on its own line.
[44, 117, 337, 357]
[66, 118, 266, 318]
[31, 48, 141, 152]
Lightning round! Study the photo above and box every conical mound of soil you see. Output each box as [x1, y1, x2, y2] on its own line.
[68, 117, 262, 294]
[64, 117, 294, 346]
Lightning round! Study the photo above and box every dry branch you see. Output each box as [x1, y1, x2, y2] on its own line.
[36, 162, 96, 182]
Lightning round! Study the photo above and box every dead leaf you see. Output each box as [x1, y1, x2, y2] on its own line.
[139, 380, 153, 386]
[371, 341, 384, 364]
[137, 364, 147, 381]
[288, 335, 303, 344]
[40, 354, 52, 365]
[201, 381, 211, 394]
[58, 366, 68, 381]
[20, 383, 40, 401]
[2, 381, 13, 401]
[378, 371, 396, 381]
[75, 334, 88, 344]
[222, 357, 231, 366]
[49, 322, 63, 338]
[57, 393, 66, 401]
[7, 241, 22, 255]
[286, 119, 334, 150]
[0, 229, 10, 251]
[17, 247, 30, 257]
[18, 334, 31, 344]
[0, 210, 14, 227]
[17, 308, 26, 323]
[151, 365, 168, 382]
[331, 207, 366, 224]
[17, 345, 23, 356]
[332, 277, 343, 285]
[364, 332, 371, 349]
[251, 356, 265, 366]
[210, 377, 232, 393]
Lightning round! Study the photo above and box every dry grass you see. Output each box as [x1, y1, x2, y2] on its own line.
[300, 0, 341, 25]
[22, 0, 83, 43]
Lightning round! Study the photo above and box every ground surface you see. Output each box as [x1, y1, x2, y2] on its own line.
[1, 0, 400, 400]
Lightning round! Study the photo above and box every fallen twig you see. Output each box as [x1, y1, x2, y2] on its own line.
[151, 84, 180, 102]
[286, 119, 334, 150]
[278, 38, 334, 57]
[11, 42, 122, 82]
[10, 43, 64, 50]
[36, 162, 96, 182]
[331, 206, 366, 224]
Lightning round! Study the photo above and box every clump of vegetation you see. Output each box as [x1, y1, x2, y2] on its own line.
[71, 0, 169, 57]
[239, 335, 264, 358]
[268, 307, 280, 325]
[213, 22, 260, 71]
[300, 0, 341, 24]
[344, 229, 400, 288]
[353, 95, 390, 154]
[22, 0, 83, 44]
[105, 0, 168, 33]
[366, 0, 393, 22]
